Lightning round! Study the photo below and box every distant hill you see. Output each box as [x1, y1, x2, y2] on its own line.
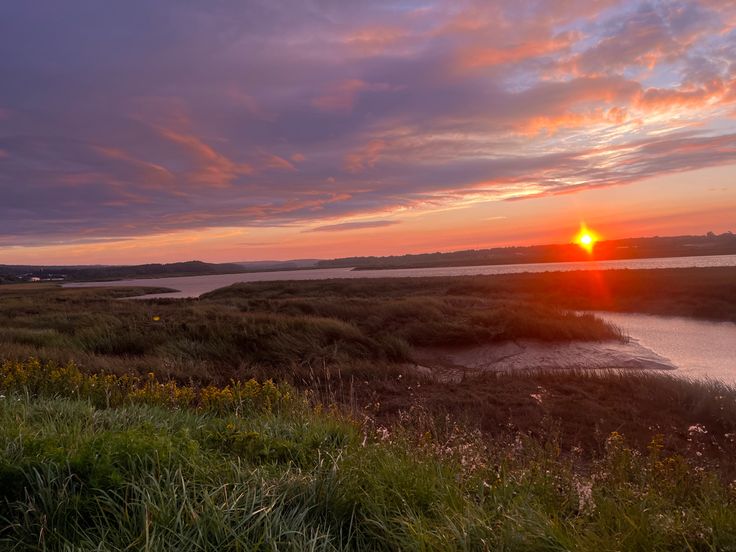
[233, 259, 320, 271]
[0, 260, 250, 282]
[316, 232, 736, 270]
[3, 232, 734, 284]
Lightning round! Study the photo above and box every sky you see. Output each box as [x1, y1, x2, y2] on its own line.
[0, 0, 735, 265]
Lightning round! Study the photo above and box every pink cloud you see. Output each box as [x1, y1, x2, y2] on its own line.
[341, 26, 408, 56]
[154, 126, 253, 187]
[91, 146, 174, 183]
[259, 151, 296, 172]
[636, 78, 736, 111]
[456, 32, 579, 70]
[343, 139, 386, 173]
[224, 88, 276, 121]
[306, 220, 400, 232]
[312, 79, 397, 112]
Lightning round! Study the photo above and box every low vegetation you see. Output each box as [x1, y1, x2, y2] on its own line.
[0, 280, 623, 383]
[207, 266, 736, 322]
[1, 359, 735, 550]
[1, 268, 735, 548]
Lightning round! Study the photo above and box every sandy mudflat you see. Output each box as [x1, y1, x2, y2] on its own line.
[414, 339, 676, 380]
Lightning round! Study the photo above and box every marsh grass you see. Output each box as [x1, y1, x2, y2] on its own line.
[0, 385, 734, 551]
[0, 282, 624, 384]
[1, 270, 735, 549]
[206, 266, 736, 322]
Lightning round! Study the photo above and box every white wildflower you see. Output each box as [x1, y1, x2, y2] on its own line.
[376, 426, 391, 441]
[574, 479, 596, 513]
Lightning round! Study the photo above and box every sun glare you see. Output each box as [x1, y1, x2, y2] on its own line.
[574, 224, 598, 254]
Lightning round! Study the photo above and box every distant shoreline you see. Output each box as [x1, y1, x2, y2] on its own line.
[5, 231, 735, 283]
[55, 250, 736, 283]
[349, 248, 736, 271]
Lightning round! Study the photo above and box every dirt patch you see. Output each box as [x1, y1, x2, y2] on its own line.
[413, 339, 675, 381]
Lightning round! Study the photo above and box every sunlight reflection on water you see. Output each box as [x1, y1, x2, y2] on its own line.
[595, 312, 736, 384]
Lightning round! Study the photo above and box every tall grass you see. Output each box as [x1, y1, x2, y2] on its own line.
[0, 388, 734, 550]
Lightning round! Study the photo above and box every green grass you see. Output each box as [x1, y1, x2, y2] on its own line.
[1, 268, 735, 549]
[0, 388, 734, 551]
[0, 359, 735, 549]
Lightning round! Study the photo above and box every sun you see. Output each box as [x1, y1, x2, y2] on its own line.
[574, 223, 598, 254]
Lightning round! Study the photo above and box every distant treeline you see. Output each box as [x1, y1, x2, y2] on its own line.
[0, 260, 249, 283]
[317, 232, 736, 270]
[2, 232, 735, 283]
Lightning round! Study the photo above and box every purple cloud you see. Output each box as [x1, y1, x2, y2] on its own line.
[0, 0, 734, 248]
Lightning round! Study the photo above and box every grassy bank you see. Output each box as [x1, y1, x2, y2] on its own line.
[206, 266, 736, 323]
[2, 268, 730, 388]
[0, 281, 622, 384]
[1, 359, 735, 550]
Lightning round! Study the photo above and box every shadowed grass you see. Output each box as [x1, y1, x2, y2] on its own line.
[0, 387, 734, 551]
[205, 266, 736, 322]
[0, 281, 624, 384]
[363, 369, 736, 472]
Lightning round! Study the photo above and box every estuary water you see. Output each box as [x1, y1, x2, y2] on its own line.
[594, 312, 736, 384]
[64, 253, 736, 299]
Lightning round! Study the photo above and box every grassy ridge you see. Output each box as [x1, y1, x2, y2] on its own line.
[0, 282, 622, 384]
[0, 260, 251, 282]
[206, 266, 736, 322]
[1, 359, 735, 550]
[317, 233, 736, 269]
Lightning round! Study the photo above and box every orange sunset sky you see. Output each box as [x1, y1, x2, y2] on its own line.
[0, 1, 734, 264]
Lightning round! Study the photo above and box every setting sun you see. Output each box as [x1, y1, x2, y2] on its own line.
[575, 224, 599, 254]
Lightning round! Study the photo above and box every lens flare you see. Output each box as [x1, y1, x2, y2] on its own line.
[574, 223, 598, 253]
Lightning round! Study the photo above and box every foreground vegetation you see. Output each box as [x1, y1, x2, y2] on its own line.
[1, 358, 735, 550]
[1, 268, 735, 548]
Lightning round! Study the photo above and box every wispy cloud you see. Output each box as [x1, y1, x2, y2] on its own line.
[306, 220, 400, 233]
[0, 0, 734, 251]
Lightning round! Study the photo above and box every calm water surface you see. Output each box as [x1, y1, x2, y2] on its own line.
[595, 312, 736, 384]
[65, 254, 736, 299]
